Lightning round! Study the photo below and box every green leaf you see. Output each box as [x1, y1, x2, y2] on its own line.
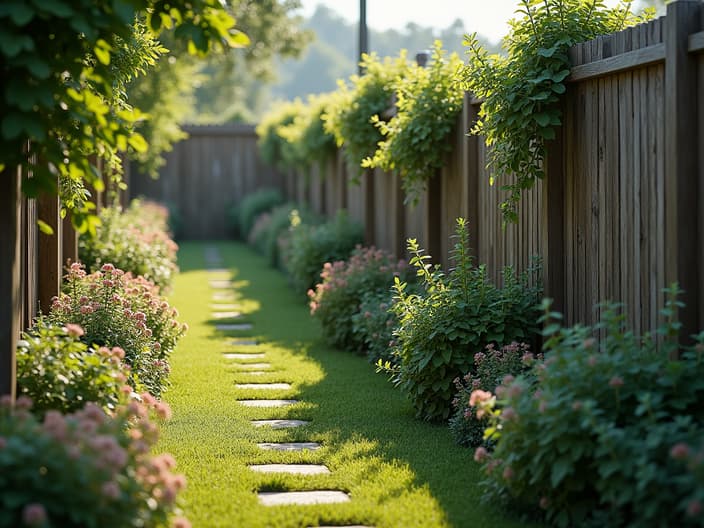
[37, 0, 73, 17]
[37, 219, 54, 235]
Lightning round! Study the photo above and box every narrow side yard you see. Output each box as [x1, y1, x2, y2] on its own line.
[159, 241, 535, 528]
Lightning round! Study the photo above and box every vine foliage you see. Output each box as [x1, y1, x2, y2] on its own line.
[460, 0, 652, 223]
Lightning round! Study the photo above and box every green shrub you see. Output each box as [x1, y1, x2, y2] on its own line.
[386, 218, 542, 422]
[363, 41, 464, 201]
[449, 342, 540, 448]
[309, 246, 408, 352]
[284, 210, 364, 296]
[0, 396, 188, 528]
[256, 203, 319, 268]
[47, 263, 187, 397]
[256, 99, 305, 169]
[323, 52, 411, 178]
[473, 288, 704, 527]
[235, 188, 284, 240]
[79, 199, 178, 291]
[16, 322, 126, 417]
[352, 289, 402, 365]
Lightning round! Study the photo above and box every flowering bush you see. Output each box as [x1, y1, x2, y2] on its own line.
[17, 322, 127, 417]
[47, 263, 187, 397]
[449, 342, 540, 447]
[472, 288, 704, 527]
[351, 290, 399, 365]
[284, 210, 364, 296]
[386, 218, 542, 422]
[0, 395, 189, 528]
[308, 246, 408, 352]
[79, 199, 179, 291]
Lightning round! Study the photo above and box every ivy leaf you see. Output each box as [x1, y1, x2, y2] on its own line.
[37, 219, 54, 235]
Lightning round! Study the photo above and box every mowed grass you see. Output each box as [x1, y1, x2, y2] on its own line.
[159, 241, 537, 528]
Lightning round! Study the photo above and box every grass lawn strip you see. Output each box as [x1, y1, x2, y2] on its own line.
[159, 241, 539, 528]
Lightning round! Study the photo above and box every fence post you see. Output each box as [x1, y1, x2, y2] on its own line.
[363, 170, 375, 245]
[543, 111, 566, 314]
[424, 171, 442, 265]
[0, 167, 22, 400]
[62, 216, 78, 266]
[37, 186, 63, 315]
[463, 93, 480, 260]
[664, 0, 701, 343]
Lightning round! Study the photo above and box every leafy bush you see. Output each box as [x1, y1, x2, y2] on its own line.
[0, 396, 188, 528]
[460, 0, 652, 223]
[79, 199, 179, 291]
[352, 289, 403, 365]
[47, 263, 187, 397]
[449, 342, 540, 447]
[256, 99, 305, 169]
[247, 212, 273, 254]
[309, 246, 408, 352]
[284, 210, 364, 296]
[363, 41, 464, 200]
[235, 188, 284, 240]
[473, 288, 704, 527]
[16, 322, 127, 417]
[323, 52, 411, 177]
[386, 218, 542, 422]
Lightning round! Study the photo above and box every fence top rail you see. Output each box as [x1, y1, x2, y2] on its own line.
[181, 123, 257, 137]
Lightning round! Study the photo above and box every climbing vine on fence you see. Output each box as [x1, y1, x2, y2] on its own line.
[460, 0, 652, 224]
[363, 41, 464, 202]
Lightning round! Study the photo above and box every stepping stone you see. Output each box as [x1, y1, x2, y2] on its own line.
[216, 323, 253, 331]
[211, 304, 240, 311]
[236, 363, 270, 369]
[210, 281, 234, 289]
[236, 383, 291, 390]
[249, 464, 329, 475]
[257, 442, 320, 451]
[238, 399, 298, 407]
[258, 491, 350, 506]
[224, 353, 265, 360]
[251, 419, 309, 429]
[242, 371, 267, 376]
[313, 526, 374, 528]
[231, 339, 257, 346]
[207, 268, 229, 274]
[212, 293, 235, 301]
[212, 311, 241, 319]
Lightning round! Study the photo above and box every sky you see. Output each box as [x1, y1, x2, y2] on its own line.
[296, 0, 630, 44]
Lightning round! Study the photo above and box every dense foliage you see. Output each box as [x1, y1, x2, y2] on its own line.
[232, 188, 285, 240]
[309, 246, 408, 352]
[363, 42, 464, 200]
[0, 396, 187, 528]
[460, 0, 652, 223]
[323, 52, 411, 177]
[0, 0, 246, 229]
[386, 218, 542, 421]
[79, 199, 178, 291]
[284, 210, 364, 296]
[16, 323, 126, 417]
[473, 289, 704, 527]
[352, 290, 401, 365]
[255, 99, 305, 169]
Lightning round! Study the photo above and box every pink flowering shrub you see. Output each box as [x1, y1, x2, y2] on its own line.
[17, 322, 127, 416]
[0, 395, 188, 528]
[308, 245, 408, 352]
[472, 288, 704, 527]
[79, 199, 179, 291]
[46, 263, 187, 397]
[449, 342, 541, 447]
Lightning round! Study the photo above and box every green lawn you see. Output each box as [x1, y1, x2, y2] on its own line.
[159, 241, 536, 528]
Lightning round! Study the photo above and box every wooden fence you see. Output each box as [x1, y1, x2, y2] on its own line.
[128, 124, 286, 239]
[132, 2, 702, 340]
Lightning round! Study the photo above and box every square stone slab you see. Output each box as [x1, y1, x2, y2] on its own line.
[224, 353, 265, 360]
[212, 293, 235, 301]
[313, 526, 374, 528]
[239, 399, 298, 407]
[251, 419, 309, 429]
[210, 281, 234, 289]
[257, 442, 320, 451]
[236, 383, 291, 390]
[211, 304, 240, 311]
[249, 464, 330, 475]
[212, 311, 242, 319]
[231, 339, 258, 346]
[216, 323, 253, 331]
[242, 371, 267, 376]
[236, 363, 270, 369]
[207, 268, 229, 274]
[258, 491, 350, 506]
